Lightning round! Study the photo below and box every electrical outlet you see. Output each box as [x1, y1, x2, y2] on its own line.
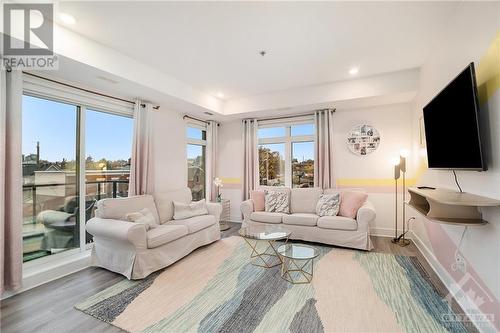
[452, 253, 467, 273]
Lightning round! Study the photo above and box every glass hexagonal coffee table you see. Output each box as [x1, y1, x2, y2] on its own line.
[278, 243, 319, 284]
[239, 225, 291, 268]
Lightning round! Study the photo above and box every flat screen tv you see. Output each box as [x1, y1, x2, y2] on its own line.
[423, 63, 485, 170]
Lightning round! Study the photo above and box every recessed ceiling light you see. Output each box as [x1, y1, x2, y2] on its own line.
[349, 67, 359, 75]
[216, 92, 225, 98]
[59, 13, 76, 25]
[204, 111, 214, 116]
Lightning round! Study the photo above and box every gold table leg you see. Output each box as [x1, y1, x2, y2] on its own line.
[242, 237, 288, 268]
[280, 256, 315, 284]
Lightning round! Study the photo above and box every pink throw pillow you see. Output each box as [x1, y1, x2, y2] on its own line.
[339, 191, 368, 219]
[250, 190, 265, 212]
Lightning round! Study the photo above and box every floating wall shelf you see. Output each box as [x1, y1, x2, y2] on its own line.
[406, 187, 500, 226]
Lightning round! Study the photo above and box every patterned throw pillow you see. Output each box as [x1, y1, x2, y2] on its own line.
[265, 191, 290, 213]
[316, 193, 341, 217]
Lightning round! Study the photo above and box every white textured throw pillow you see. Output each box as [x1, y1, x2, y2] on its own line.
[316, 193, 341, 217]
[173, 199, 209, 220]
[265, 191, 290, 214]
[125, 208, 158, 230]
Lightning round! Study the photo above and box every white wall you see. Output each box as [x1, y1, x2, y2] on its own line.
[408, 2, 500, 330]
[333, 104, 412, 236]
[217, 103, 413, 233]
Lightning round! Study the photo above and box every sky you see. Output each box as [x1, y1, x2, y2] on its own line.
[258, 124, 315, 161]
[22, 95, 133, 162]
[23, 95, 314, 163]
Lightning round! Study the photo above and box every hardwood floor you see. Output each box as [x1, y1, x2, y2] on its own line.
[0, 223, 475, 333]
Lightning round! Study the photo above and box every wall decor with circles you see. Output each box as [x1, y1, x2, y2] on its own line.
[347, 124, 380, 156]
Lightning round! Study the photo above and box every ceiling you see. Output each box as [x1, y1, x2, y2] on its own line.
[58, 1, 459, 100]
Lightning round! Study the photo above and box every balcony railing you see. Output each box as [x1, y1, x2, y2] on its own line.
[23, 179, 129, 224]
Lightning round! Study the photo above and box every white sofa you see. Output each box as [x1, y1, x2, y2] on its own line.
[240, 187, 375, 250]
[86, 188, 221, 279]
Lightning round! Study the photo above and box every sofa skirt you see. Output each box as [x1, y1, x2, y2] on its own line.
[90, 223, 221, 279]
[244, 221, 373, 251]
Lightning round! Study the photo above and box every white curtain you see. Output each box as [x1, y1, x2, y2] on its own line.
[205, 120, 219, 202]
[129, 101, 154, 196]
[242, 119, 258, 200]
[314, 109, 336, 189]
[0, 69, 23, 293]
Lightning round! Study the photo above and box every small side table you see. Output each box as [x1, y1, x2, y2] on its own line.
[278, 244, 319, 284]
[215, 199, 231, 231]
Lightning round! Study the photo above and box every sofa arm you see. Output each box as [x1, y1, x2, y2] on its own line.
[240, 199, 254, 222]
[206, 202, 222, 223]
[356, 200, 376, 232]
[86, 217, 147, 249]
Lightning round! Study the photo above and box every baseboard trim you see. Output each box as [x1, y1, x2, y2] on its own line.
[370, 227, 404, 238]
[409, 230, 492, 333]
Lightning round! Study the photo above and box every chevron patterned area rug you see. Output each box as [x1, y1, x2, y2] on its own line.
[75, 236, 469, 333]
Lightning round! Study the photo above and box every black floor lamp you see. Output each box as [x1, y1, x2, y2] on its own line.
[391, 150, 411, 247]
[391, 157, 400, 244]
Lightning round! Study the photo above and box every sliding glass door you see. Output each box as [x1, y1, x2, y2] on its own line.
[85, 110, 133, 244]
[21, 94, 133, 262]
[22, 95, 80, 261]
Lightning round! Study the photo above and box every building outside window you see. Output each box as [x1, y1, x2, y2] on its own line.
[21, 90, 133, 262]
[186, 125, 206, 200]
[258, 121, 315, 188]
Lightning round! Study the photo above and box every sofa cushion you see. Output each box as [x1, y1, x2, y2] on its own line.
[96, 195, 160, 224]
[290, 187, 323, 213]
[125, 208, 159, 230]
[147, 224, 188, 248]
[317, 216, 358, 231]
[283, 213, 318, 227]
[250, 190, 265, 212]
[171, 214, 216, 233]
[250, 211, 285, 224]
[173, 199, 208, 220]
[339, 191, 368, 219]
[154, 188, 193, 223]
[265, 191, 290, 213]
[316, 193, 340, 217]
[323, 188, 368, 219]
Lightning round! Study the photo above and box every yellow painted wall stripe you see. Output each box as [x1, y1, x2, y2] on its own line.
[476, 31, 500, 105]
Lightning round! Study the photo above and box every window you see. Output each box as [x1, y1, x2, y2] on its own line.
[22, 95, 80, 261]
[85, 110, 133, 243]
[21, 90, 134, 262]
[187, 125, 206, 201]
[259, 143, 285, 186]
[258, 121, 315, 188]
[292, 141, 315, 188]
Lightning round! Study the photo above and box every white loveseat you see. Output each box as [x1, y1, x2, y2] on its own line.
[240, 187, 375, 250]
[86, 188, 221, 279]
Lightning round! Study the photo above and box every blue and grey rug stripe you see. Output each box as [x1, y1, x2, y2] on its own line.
[395, 256, 468, 333]
[141, 242, 258, 333]
[78, 271, 160, 323]
[356, 252, 468, 333]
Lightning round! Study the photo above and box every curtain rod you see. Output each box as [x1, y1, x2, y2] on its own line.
[22, 71, 160, 110]
[183, 114, 220, 126]
[248, 108, 335, 122]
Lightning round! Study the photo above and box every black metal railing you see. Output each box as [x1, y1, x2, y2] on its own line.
[23, 179, 129, 223]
